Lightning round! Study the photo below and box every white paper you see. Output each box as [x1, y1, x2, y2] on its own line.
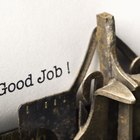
[0, 0, 140, 133]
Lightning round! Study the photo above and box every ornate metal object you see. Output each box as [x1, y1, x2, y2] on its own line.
[0, 12, 140, 140]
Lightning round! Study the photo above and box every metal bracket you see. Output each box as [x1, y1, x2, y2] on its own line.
[75, 12, 140, 140]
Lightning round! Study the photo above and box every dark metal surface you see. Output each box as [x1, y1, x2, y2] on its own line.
[116, 36, 140, 140]
[0, 129, 19, 140]
[133, 87, 140, 140]
[118, 103, 133, 140]
[19, 92, 77, 140]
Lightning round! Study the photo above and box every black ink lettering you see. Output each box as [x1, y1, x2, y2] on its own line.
[17, 80, 24, 90]
[0, 83, 7, 95]
[54, 66, 62, 78]
[67, 62, 70, 74]
[47, 70, 54, 80]
[0, 62, 70, 96]
[25, 74, 34, 87]
[37, 70, 46, 83]
[8, 83, 16, 92]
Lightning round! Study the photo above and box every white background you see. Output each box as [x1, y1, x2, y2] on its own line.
[0, 0, 140, 133]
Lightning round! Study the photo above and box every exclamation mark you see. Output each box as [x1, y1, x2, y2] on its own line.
[67, 62, 70, 74]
